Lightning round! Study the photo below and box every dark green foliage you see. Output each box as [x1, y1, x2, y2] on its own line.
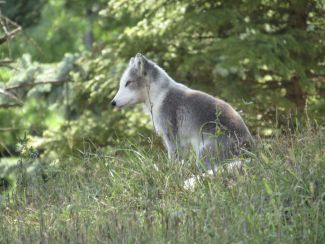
[39, 52, 152, 158]
[103, 0, 325, 129]
[1, 0, 46, 28]
[0, 0, 324, 157]
[0, 1, 88, 62]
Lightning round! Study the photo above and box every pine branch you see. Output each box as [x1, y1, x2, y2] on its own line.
[0, 103, 21, 108]
[0, 88, 23, 105]
[0, 127, 19, 132]
[0, 78, 69, 109]
[0, 15, 22, 45]
[0, 27, 21, 44]
[0, 59, 16, 70]
[4, 78, 69, 91]
[0, 59, 13, 65]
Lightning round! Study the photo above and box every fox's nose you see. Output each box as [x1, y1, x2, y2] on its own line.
[111, 100, 116, 107]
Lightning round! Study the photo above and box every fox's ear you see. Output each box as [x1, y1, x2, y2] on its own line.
[134, 53, 147, 76]
[129, 57, 134, 66]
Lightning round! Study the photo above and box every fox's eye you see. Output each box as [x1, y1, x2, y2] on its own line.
[125, 80, 132, 87]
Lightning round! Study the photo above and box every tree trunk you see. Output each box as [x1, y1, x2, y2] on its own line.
[285, 76, 306, 112]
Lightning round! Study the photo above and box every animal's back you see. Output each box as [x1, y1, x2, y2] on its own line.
[160, 85, 253, 146]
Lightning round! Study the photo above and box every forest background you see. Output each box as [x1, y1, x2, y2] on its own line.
[1, 0, 324, 159]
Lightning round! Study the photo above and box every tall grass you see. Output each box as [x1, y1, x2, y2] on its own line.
[0, 125, 324, 243]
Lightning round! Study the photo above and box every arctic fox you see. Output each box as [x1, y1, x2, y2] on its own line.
[111, 53, 254, 171]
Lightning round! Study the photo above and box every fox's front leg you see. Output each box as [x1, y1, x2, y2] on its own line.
[162, 134, 179, 160]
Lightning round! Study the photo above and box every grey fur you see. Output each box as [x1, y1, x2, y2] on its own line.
[112, 53, 254, 171]
[159, 87, 253, 169]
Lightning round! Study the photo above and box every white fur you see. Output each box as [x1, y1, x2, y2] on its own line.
[112, 66, 145, 107]
[184, 159, 247, 191]
[113, 86, 140, 108]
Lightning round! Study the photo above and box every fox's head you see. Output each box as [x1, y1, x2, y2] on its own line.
[111, 53, 159, 108]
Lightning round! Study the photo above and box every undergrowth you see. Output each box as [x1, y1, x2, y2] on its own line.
[0, 125, 324, 243]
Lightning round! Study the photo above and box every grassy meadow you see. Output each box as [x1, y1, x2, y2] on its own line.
[0, 124, 324, 243]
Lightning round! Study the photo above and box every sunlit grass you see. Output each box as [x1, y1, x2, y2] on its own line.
[0, 125, 324, 243]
